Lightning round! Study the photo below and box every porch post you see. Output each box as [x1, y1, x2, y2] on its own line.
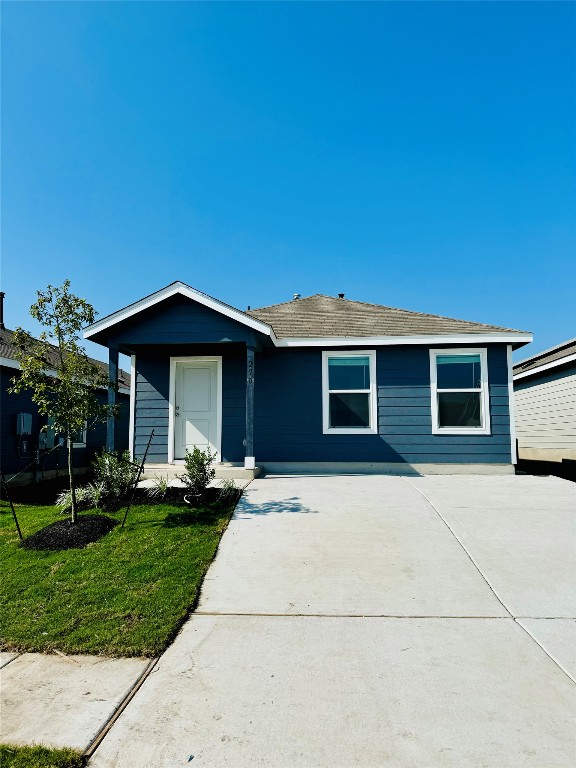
[106, 346, 119, 453]
[245, 345, 255, 469]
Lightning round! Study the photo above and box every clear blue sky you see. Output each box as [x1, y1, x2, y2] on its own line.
[2, 1, 575, 364]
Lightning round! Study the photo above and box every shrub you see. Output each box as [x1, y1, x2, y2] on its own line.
[92, 450, 138, 512]
[179, 446, 216, 502]
[146, 475, 169, 503]
[55, 485, 95, 514]
[217, 478, 238, 505]
[87, 480, 106, 510]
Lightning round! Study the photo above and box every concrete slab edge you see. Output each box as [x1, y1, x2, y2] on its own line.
[85, 481, 250, 760]
[0, 652, 22, 669]
[84, 656, 160, 760]
[259, 462, 515, 475]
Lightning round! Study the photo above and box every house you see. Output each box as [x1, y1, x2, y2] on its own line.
[0, 311, 131, 484]
[83, 282, 532, 476]
[513, 338, 576, 472]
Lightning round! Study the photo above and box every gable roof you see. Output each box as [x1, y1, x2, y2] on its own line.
[248, 294, 530, 345]
[83, 283, 532, 349]
[513, 337, 576, 380]
[84, 281, 273, 340]
[0, 327, 131, 390]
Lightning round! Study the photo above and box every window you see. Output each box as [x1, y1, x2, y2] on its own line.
[430, 349, 490, 434]
[72, 421, 87, 448]
[322, 351, 377, 434]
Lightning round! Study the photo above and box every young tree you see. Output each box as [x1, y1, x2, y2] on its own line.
[9, 281, 118, 523]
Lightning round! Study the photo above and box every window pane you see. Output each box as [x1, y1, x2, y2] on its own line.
[329, 393, 370, 428]
[328, 357, 370, 390]
[438, 392, 482, 428]
[437, 354, 481, 389]
[72, 428, 85, 444]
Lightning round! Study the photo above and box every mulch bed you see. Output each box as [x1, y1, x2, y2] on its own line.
[20, 514, 118, 551]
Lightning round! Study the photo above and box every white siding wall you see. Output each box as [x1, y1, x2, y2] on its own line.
[514, 366, 576, 460]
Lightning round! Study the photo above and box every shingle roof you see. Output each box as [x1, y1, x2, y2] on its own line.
[513, 338, 576, 375]
[248, 294, 527, 339]
[0, 327, 131, 388]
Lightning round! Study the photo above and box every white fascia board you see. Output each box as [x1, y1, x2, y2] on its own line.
[1, 358, 58, 376]
[274, 333, 533, 348]
[514, 337, 576, 367]
[84, 282, 273, 339]
[513, 353, 576, 381]
[0, 357, 21, 370]
[2, 356, 130, 393]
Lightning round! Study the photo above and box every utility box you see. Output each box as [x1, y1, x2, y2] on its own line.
[16, 413, 32, 436]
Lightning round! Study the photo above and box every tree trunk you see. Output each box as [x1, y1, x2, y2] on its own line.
[68, 436, 78, 524]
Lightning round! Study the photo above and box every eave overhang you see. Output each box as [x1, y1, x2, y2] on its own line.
[84, 282, 275, 342]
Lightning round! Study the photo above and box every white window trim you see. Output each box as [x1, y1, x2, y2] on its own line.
[168, 356, 222, 464]
[429, 348, 491, 435]
[73, 421, 88, 448]
[322, 350, 377, 435]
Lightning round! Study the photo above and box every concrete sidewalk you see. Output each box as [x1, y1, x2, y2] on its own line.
[88, 474, 576, 767]
[0, 652, 150, 752]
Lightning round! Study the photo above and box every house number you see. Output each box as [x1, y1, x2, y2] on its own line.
[247, 359, 254, 385]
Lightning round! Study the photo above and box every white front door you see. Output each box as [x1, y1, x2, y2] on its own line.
[174, 360, 220, 460]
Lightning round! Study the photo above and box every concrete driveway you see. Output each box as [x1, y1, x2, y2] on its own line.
[90, 474, 576, 767]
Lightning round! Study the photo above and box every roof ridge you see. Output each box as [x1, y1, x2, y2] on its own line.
[248, 294, 326, 312]
[250, 294, 524, 333]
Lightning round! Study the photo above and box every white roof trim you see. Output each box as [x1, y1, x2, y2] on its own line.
[274, 333, 533, 348]
[84, 282, 273, 339]
[515, 337, 576, 366]
[513, 353, 576, 381]
[0, 356, 21, 370]
[1, 356, 130, 391]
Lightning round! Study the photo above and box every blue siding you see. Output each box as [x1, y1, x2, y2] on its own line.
[133, 350, 246, 463]
[1, 367, 129, 477]
[104, 294, 258, 348]
[133, 344, 512, 465]
[133, 355, 169, 463]
[254, 345, 511, 463]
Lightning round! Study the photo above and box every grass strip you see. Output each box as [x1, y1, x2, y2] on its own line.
[0, 500, 234, 657]
[0, 744, 85, 768]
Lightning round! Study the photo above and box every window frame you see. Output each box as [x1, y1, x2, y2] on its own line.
[322, 350, 378, 435]
[72, 421, 88, 448]
[429, 348, 491, 435]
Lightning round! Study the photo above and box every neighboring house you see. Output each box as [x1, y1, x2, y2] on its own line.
[84, 281, 532, 476]
[513, 338, 576, 466]
[0, 325, 131, 484]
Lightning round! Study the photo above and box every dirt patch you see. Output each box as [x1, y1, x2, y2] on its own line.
[20, 515, 118, 551]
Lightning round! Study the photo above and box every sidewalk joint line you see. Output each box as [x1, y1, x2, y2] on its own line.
[516, 619, 576, 684]
[83, 656, 160, 761]
[193, 612, 508, 618]
[0, 652, 22, 669]
[402, 477, 576, 687]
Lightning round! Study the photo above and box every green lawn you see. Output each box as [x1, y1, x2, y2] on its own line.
[0, 498, 235, 657]
[0, 745, 85, 768]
